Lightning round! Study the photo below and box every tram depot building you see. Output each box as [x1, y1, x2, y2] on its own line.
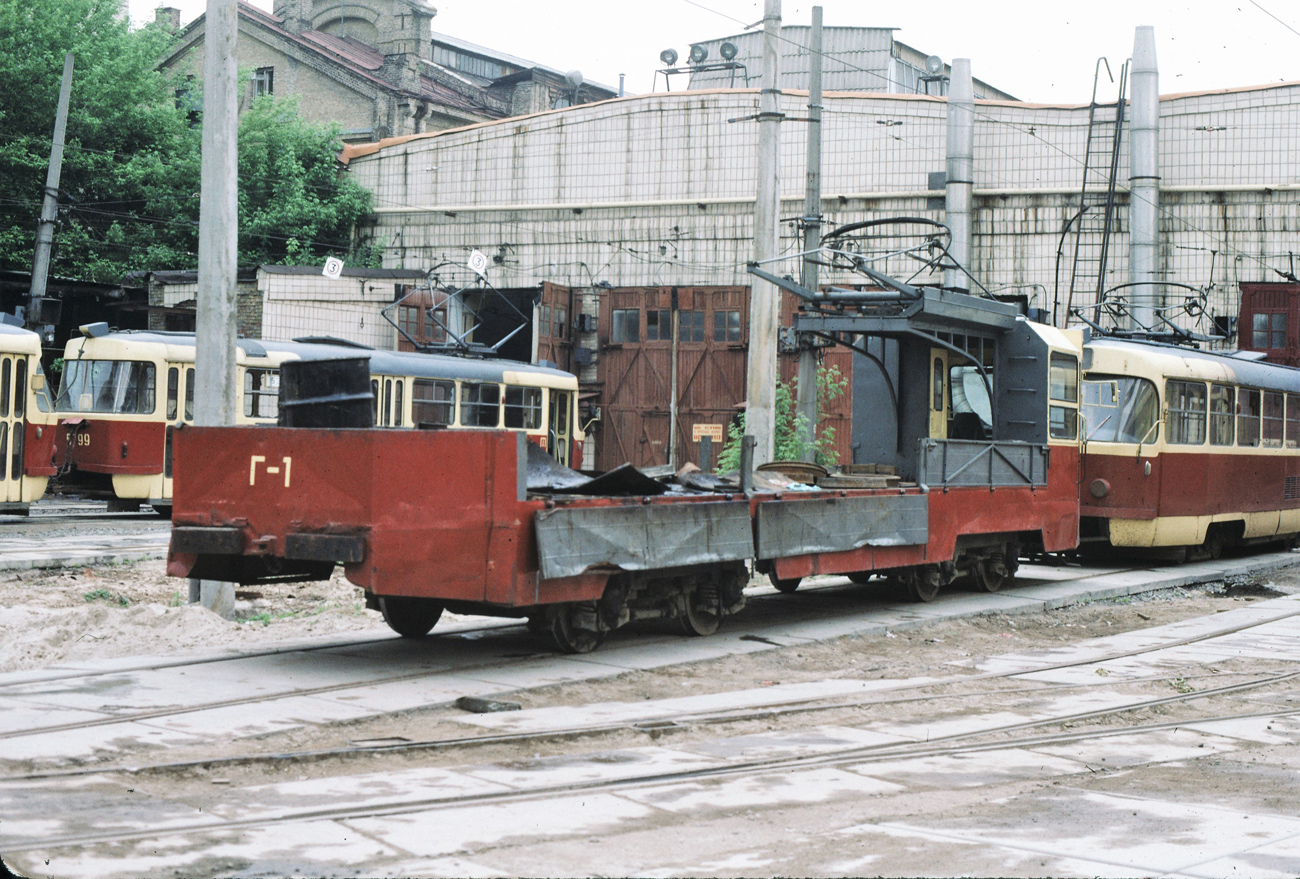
[142, 16, 1300, 473]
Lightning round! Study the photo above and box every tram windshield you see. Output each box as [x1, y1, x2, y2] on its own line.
[55, 359, 157, 415]
[1081, 375, 1159, 443]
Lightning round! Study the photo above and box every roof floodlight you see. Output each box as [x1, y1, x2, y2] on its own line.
[660, 48, 679, 66]
[719, 41, 738, 61]
[924, 54, 944, 75]
[689, 43, 709, 64]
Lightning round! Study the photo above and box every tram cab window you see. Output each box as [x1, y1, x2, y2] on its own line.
[949, 365, 992, 439]
[33, 363, 52, 413]
[1048, 353, 1079, 440]
[244, 369, 279, 419]
[1262, 392, 1285, 448]
[1237, 389, 1261, 447]
[504, 386, 543, 429]
[1081, 375, 1159, 443]
[460, 382, 501, 427]
[1165, 380, 1207, 445]
[412, 379, 455, 427]
[56, 360, 157, 414]
[1209, 384, 1235, 446]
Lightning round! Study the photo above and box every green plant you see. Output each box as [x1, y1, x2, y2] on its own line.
[83, 588, 113, 602]
[716, 363, 848, 472]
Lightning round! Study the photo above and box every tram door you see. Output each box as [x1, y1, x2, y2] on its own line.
[548, 390, 572, 467]
[372, 378, 404, 427]
[163, 365, 195, 488]
[0, 355, 29, 502]
[929, 350, 949, 439]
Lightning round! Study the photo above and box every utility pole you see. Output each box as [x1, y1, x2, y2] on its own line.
[28, 52, 74, 338]
[190, 0, 240, 616]
[795, 7, 823, 462]
[745, 0, 783, 467]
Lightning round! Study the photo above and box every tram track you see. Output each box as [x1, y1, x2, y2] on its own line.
[5, 668, 1298, 855]
[5, 602, 1298, 782]
[3, 593, 1297, 751]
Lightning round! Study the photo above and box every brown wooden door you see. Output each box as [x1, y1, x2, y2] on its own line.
[536, 282, 575, 371]
[596, 286, 749, 471]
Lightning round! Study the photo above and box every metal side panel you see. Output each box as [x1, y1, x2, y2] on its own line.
[919, 439, 1049, 487]
[756, 494, 929, 559]
[535, 501, 754, 580]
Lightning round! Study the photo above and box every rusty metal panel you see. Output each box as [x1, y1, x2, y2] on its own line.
[919, 439, 1049, 487]
[755, 494, 928, 558]
[535, 500, 754, 580]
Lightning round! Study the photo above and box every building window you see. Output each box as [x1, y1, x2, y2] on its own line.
[646, 309, 670, 341]
[714, 310, 742, 342]
[1252, 312, 1286, 349]
[678, 310, 705, 342]
[611, 308, 639, 343]
[253, 67, 274, 98]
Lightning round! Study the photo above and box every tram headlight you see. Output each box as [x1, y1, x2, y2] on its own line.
[1089, 478, 1110, 499]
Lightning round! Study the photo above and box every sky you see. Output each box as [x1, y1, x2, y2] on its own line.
[127, 0, 1300, 104]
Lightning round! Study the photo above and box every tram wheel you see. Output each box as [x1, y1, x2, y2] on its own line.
[549, 604, 605, 654]
[1205, 531, 1224, 560]
[903, 568, 942, 603]
[975, 554, 1009, 593]
[678, 586, 722, 637]
[770, 574, 802, 594]
[525, 615, 549, 635]
[378, 596, 444, 638]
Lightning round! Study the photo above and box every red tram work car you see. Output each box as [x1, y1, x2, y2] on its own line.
[168, 286, 1086, 652]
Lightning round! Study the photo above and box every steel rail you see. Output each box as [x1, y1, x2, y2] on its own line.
[7, 674, 1298, 855]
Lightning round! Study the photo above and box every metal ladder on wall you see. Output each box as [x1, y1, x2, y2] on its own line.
[1062, 58, 1129, 323]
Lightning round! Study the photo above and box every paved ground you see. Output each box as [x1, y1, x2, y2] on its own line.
[1, 551, 1298, 877]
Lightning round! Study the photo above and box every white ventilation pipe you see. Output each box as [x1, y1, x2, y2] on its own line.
[1129, 26, 1160, 330]
[944, 58, 974, 291]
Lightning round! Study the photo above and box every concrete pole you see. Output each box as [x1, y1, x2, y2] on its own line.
[669, 288, 679, 469]
[746, 0, 783, 467]
[190, 0, 240, 617]
[28, 53, 74, 332]
[1129, 26, 1160, 331]
[944, 58, 974, 291]
[795, 6, 823, 463]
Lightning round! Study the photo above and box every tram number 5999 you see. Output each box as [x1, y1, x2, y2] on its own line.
[249, 455, 292, 488]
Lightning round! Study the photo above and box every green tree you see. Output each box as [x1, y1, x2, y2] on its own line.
[0, 0, 377, 281]
[236, 95, 374, 266]
[0, 0, 200, 281]
[716, 364, 848, 472]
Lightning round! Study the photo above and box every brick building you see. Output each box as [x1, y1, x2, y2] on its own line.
[157, 0, 617, 142]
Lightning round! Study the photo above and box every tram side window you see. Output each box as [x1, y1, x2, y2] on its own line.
[14, 359, 26, 419]
[1288, 395, 1300, 449]
[1237, 389, 1261, 447]
[1262, 391, 1285, 448]
[1165, 380, 1207, 445]
[167, 368, 178, 420]
[1209, 384, 1235, 446]
[243, 369, 279, 419]
[1048, 353, 1079, 440]
[55, 360, 156, 414]
[411, 379, 455, 427]
[503, 386, 543, 429]
[460, 382, 501, 427]
[1082, 376, 1159, 443]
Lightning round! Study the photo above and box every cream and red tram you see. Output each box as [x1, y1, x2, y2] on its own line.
[53, 329, 582, 514]
[0, 323, 59, 512]
[1080, 337, 1300, 555]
